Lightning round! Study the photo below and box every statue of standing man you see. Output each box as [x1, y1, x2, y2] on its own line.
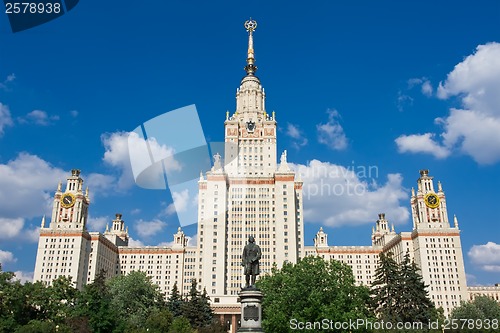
[242, 236, 261, 288]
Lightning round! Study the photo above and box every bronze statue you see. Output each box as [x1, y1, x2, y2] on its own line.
[241, 236, 261, 288]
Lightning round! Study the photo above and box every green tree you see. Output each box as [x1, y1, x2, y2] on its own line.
[1, 267, 77, 331]
[371, 252, 402, 322]
[167, 281, 184, 317]
[46, 276, 79, 324]
[168, 317, 193, 333]
[257, 256, 374, 333]
[107, 271, 165, 330]
[181, 279, 213, 329]
[145, 308, 173, 333]
[73, 270, 118, 333]
[398, 252, 436, 324]
[14, 320, 57, 333]
[0, 264, 25, 332]
[450, 295, 500, 333]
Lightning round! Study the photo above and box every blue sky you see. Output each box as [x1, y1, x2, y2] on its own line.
[0, 1, 499, 286]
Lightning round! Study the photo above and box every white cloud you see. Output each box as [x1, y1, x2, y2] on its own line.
[128, 237, 144, 247]
[187, 233, 197, 246]
[0, 102, 13, 136]
[438, 108, 500, 164]
[165, 189, 190, 215]
[468, 242, 500, 272]
[87, 216, 109, 232]
[101, 132, 181, 191]
[85, 173, 116, 196]
[396, 92, 414, 112]
[291, 160, 409, 227]
[0, 218, 40, 243]
[0, 153, 67, 220]
[317, 110, 348, 150]
[285, 123, 308, 149]
[101, 132, 136, 190]
[395, 133, 450, 159]
[421, 80, 433, 97]
[19, 110, 59, 126]
[0, 250, 17, 264]
[465, 273, 480, 287]
[13, 271, 33, 284]
[130, 208, 141, 215]
[0, 218, 24, 239]
[135, 219, 167, 238]
[5, 73, 15, 82]
[0, 73, 15, 90]
[24, 226, 40, 243]
[408, 77, 433, 97]
[399, 43, 500, 164]
[70, 110, 78, 117]
[157, 240, 175, 247]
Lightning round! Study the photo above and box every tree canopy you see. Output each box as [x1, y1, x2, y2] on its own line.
[257, 256, 374, 333]
[0, 265, 225, 333]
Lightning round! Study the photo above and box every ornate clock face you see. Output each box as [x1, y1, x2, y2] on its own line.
[424, 193, 440, 209]
[246, 121, 255, 132]
[61, 193, 76, 208]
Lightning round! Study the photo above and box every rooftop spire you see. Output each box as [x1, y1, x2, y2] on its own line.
[244, 19, 258, 75]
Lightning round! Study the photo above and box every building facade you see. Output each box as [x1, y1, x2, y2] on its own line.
[33, 20, 495, 329]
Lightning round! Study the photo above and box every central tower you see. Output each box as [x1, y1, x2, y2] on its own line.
[224, 19, 277, 177]
[197, 20, 304, 302]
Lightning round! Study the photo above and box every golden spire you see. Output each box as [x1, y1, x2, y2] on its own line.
[244, 19, 258, 75]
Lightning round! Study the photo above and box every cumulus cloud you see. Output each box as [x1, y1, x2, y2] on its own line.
[0, 218, 24, 240]
[87, 216, 109, 232]
[85, 173, 116, 196]
[70, 110, 78, 117]
[0, 250, 17, 264]
[13, 271, 33, 284]
[0, 153, 67, 220]
[165, 189, 190, 215]
[291, 160, 409, 227]
[397, 43, 500, 164]
[285, 123, 308, 149]
[24, 226, 40, 243]
[0, 218, 40, 243]
[128, 237, 145, 247]
[0, 102, 13, 136]
[317, 110, 348, 150]
[101, 131, 182, 191]
[408, 77, 433, 97]
[468, 242, 500, 272]
[187, 233, 197, 246]
[135, 219, 167, 238]
[19, 110, 59, 126]
[395, 133, 450, 159]
[101, 132, 136, 190]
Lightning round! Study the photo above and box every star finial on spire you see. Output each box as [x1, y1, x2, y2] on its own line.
[244, 18, 258, 75]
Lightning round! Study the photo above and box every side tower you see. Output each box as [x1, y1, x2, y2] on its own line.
[410, 170, 467, 316]
[197, 20, 304, 303]
[33, 169, 92, 289]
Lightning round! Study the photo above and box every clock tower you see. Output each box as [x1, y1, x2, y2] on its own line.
[410, 169, 468, 315]
[411, 169, 450, 229]
[35, 169, 92, 289]
[49, 169, 90, 230]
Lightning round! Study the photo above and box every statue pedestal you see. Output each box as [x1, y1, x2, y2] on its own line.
[237, 287, 264, 333]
